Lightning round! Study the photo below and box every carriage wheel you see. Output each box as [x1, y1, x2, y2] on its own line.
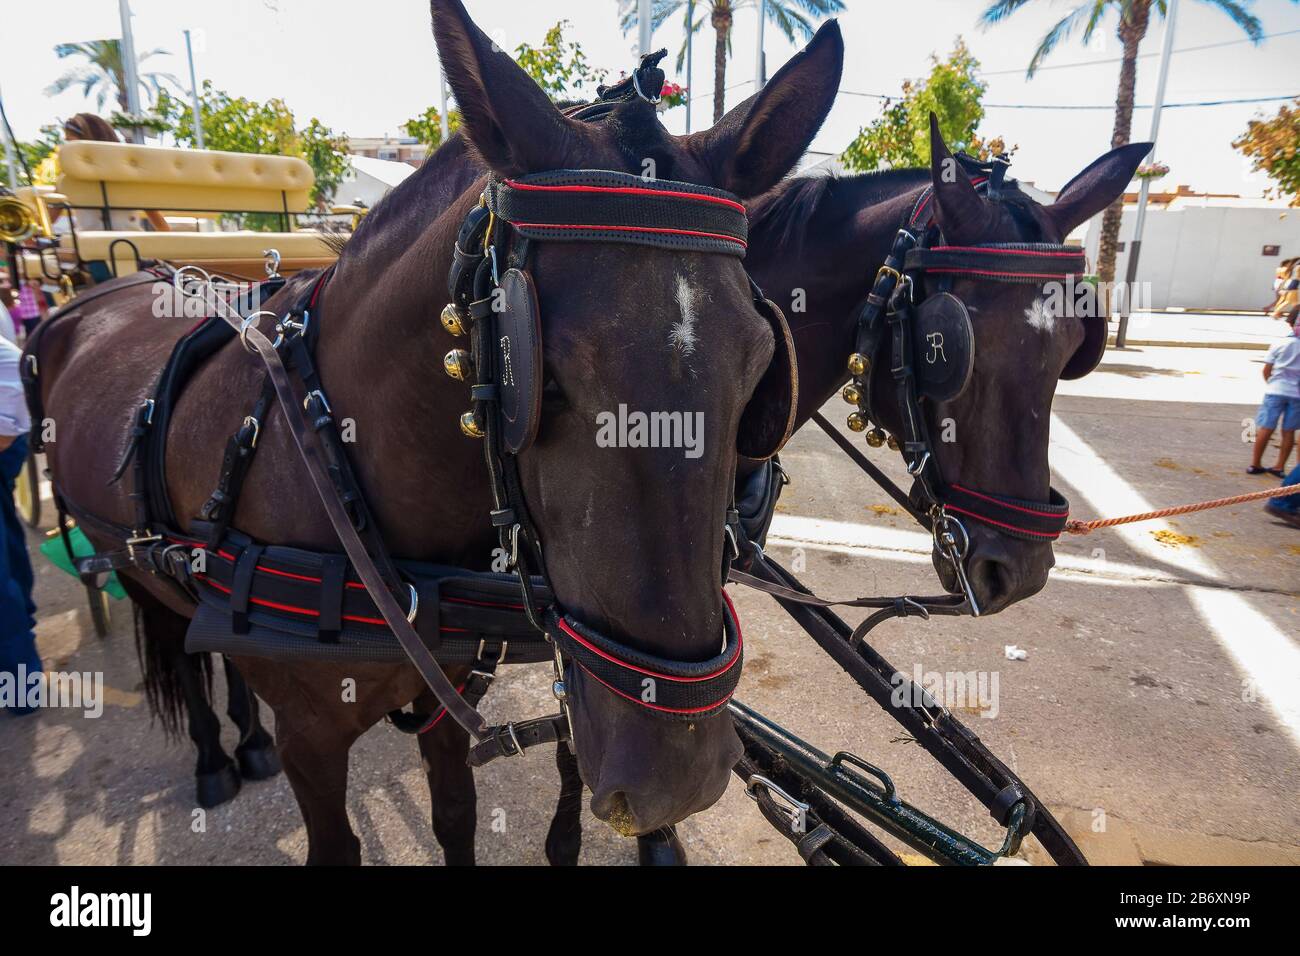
[15, 449, 41, 529]
[86, 582, 112, 638]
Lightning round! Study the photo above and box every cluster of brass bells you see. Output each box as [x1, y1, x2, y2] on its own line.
[442, 302, 483, 438]
[842, 354, 897, 450]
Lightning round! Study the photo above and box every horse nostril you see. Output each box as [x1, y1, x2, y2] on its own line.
[970, 555, 1013, 607]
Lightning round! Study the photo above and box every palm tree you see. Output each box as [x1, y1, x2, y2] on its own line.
[44, 39, 178, 114]
[619, 0, 844, 123]
[980, 0, 1263, 289]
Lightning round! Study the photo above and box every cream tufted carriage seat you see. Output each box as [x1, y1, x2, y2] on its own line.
[27, 141, 338, 278]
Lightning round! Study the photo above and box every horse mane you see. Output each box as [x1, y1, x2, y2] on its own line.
[748, 166, 1045, 257]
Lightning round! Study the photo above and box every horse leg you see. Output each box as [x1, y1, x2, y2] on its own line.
[637, 826, 688, 866]
[413, 689, 478, 866]
[274, 703, 363, 866]
[221, 656, 281, 782]
[120, 578, 241, 808]
[544, 742, 584, 866]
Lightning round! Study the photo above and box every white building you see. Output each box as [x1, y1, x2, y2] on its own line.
[1085, 192, 1299, 312]
[334, 154, 418, 210]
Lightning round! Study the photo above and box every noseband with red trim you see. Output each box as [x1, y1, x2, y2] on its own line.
[841, 171, 1090, 613]
[443, 168, 756, 729]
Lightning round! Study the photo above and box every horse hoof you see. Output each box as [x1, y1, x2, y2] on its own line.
[196, 763, 242, 808]
[236, 744, 282, 781]
[637, 827, 687, 866]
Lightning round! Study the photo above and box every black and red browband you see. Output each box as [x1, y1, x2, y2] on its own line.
[485, 170, 748, 257]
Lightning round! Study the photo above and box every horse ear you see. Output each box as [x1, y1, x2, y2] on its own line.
[929, 113, 990, 245]
[1045, 141, 1153, 236]
[686, 19, 843, 199]
[429, 0, 582, 177]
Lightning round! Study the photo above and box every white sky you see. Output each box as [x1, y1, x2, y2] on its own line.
[3, 0, 1299, 195]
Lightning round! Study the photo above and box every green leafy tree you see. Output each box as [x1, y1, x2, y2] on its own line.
[980, 0, 1266, 287]
[1234, 98, 1300, 205]
[13, 125, 64, 186]
[157, 84, 349, 219]
[401, 106, 462, 150]
[44, 39, 178, 113]
[618, 0, 845, 123]
[513, 20, 608, 98]
[841, 39, 1009, 172]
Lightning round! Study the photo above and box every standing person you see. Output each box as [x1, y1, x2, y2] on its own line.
[0, 318, 39, 716]
[1272, 257, 1300, 326]
[1248, 322, 1300, 476]
[1265, 461, 1300, 529]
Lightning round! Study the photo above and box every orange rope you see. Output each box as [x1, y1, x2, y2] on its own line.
[1065, 483, 1300, 534]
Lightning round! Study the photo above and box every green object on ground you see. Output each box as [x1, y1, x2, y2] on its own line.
[39, 526, 127, 600]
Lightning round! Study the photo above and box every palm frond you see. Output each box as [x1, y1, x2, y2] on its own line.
[1027, 4, 1095, 77]
[1203, 0, 1264, 42]
[979, 0, 1036, 27]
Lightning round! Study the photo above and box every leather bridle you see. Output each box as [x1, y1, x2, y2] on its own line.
[731, 167, 1090, 633]
[443, 169, 760, 737]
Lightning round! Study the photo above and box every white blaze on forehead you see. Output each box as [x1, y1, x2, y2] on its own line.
[1025, 297, 1055, 332]
[669, 274, 699, 356]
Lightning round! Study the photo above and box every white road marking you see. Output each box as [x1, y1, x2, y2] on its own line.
[1049, 413, 1300, 747]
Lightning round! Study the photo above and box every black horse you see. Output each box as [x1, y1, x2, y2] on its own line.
[26, 0, 845, 863]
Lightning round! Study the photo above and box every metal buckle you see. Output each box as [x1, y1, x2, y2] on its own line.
[874, 264, 901, 286]
[24, 354, 38, 377]
[724, 524, 740, 562]
[140, 398, 155, 426]
[405, 583, 419, 624]
[745, 775, 810, 833]
[272, 313, 304, 349]
[931, 510, 981, 618]
[125, 533, 162, 562]
[242, 416, 261, 449]
[507, 523, 521, 569]
[303, 389, 333, 415]
[475, 639, 509, 666]
[906, 450, 931, 476]
[502, 722, 524, 756]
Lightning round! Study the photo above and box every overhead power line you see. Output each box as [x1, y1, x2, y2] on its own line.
[977, 27, 1300, 77]
[837, 90, 1299, 110]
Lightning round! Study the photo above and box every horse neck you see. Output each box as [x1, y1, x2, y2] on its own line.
[746, 172, 929, 427]
[304, 150, 498, 562]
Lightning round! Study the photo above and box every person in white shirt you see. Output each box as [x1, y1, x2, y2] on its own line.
[1248, 324, 1300, 477]
[0, 328, 40, 714]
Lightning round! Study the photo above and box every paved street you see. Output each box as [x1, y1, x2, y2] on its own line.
[1, 335, 1297, 866]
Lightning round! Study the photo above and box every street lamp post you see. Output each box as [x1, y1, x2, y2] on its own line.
[118, 0, 144, 144]
[183, 30, 205, 149]
[754, 0, 766, 92]
[639, 0, 653, 56]
[685, 0, 694, 132]
[1115, 0, 1179, 349]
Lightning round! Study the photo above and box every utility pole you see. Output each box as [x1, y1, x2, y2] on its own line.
[183, 30, 205, 149]
[685, 0, 694, 132]
[0, 83, 18, 190]
[439, 72, 450, 144]
[754, 0, 766, 91]
[1116, 0, 1179, 348]
[639, 0, 653, 56]
[118, 0, 143, 143]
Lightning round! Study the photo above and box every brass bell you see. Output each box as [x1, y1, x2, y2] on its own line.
[885, 433, 900, 451]
[842, 383, 862, 406]
[440, 303, 467, 337]
[865, 428, 887, 448]
[444, 349, 474, 381]
[846, 412, 868, 433]
[847, 353, 870, 377]
[459, 411, 484, 438]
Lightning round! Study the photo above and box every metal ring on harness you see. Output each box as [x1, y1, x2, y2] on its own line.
[405, 583, 418, 624]
[239, 311, 277, 355]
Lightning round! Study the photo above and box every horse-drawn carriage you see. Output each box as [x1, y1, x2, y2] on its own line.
[2, 139, 360, 633]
